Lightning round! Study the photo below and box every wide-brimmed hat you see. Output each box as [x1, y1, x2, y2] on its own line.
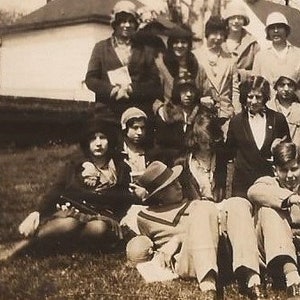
[223, 1, 250, 26]
[120, 107, 147, 130]
[136, 161, 183, 201]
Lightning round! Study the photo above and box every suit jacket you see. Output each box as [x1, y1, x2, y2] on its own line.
[226, 108, 290, 197]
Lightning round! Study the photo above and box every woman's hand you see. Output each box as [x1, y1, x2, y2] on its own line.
[97, 215, 123, 239]
[18, 211, 40, 237]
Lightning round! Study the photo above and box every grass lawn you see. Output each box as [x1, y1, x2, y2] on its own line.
[0, 145, 285, 299]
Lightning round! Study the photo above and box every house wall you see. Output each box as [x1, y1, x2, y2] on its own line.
[0, 23, 112, 101]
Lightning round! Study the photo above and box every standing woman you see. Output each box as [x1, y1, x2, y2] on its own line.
[85, 0, 162, 119]
[0, 113, 137, 260]
[222, 1, 260, 82]
[193, 16, 239, 137]
[153, 24, 209, 106]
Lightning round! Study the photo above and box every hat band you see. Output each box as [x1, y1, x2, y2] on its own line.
[146, 168, 174, 195]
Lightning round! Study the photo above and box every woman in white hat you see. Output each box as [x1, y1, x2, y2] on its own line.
[252, 11, 300, 97]
[222, 1, 260, 82]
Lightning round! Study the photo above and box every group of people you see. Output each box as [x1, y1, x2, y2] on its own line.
[2, 0, 300, 299]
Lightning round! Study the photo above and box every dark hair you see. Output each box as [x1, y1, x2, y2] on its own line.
[185, 111, 223, 152]
[239, 75, 270, 108]
[80, 111, 119, 158]
[272, 141, 300, 167]
[123, 116, 147, 133]
[205, 16, 228, 39]
[164, 24, 198, 79]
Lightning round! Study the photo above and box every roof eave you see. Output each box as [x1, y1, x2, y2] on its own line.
[0, 15, 110, 36]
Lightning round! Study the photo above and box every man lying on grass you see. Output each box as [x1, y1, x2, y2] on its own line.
[0, 111, 138, 260]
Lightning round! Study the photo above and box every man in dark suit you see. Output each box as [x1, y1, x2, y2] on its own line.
[226, 75, 291, 198]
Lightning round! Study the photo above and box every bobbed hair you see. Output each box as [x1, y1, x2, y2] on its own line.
[185, 111, 223, 152]
[239, 75, 270, 108]
[80, 112, 119, 159]
[205, 16, 228, 39]
[272, 140, 300, 168]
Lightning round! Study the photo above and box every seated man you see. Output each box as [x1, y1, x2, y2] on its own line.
[129, 161, 219, 299]
[248, 140, 300, 298]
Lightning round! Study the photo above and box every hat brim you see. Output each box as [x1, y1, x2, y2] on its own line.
[143, 165, 183, 201]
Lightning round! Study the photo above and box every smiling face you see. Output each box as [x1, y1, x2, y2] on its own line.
[228, 15, 245, 33]
[276, 159, 300, 192]
[114, 13, 137, 39]
[267, 23, 288, 45]
[172, 38, 189, 58]
[89, 132, 109, 158]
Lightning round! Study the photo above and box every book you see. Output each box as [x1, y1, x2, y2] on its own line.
[107, 66, 132, 86]
[136, 257, 178, 283]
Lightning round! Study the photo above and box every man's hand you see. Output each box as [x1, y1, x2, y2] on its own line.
[129, 183, 148, 201]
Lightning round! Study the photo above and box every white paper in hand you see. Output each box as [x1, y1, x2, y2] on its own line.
[107, 66, 132, 86]
[136, 257, 178, 283]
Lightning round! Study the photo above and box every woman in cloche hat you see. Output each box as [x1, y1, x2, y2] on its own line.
[0, 112, 139, 260]
[222, 0, 260, 82]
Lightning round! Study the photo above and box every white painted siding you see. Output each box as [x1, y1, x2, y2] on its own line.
[0, 23, 112, 101]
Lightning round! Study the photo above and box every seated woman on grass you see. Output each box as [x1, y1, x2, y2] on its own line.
[0, 113, 138, 260]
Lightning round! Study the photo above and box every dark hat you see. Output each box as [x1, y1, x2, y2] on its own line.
[136, 161, 183, 201]
[81, 108, 119, 149]
[166, 24, 193, 40]
[174, 72, 197, 89]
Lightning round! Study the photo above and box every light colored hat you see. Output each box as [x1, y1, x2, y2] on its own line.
[126, 235, 154, 264]
[266, 12, 290, 29]
[274, 72, 300, 89]
[223, 1, 250, 26]
[111, 0, 138, 25]
[136, 161, 183, 201]
[120, 107, 147, 130]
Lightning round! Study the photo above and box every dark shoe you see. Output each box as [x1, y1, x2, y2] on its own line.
[287, 283, 300, 299]
[246, 284, 268, 300]
[201, 290, 217, 300]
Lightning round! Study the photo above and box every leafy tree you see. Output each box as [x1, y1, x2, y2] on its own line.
[0, 10, 23, 27]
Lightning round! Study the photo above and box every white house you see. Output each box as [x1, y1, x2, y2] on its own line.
[0, 0, 143, 102]
[0, 0, 300, 103]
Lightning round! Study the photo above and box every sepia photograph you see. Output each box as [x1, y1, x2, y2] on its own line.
[1, 0, 300, 299]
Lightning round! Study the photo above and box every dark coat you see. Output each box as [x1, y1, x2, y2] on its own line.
[85, 37, 163, 118]
[38, 151, 137, 222]
[226, 109, 291, 198]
